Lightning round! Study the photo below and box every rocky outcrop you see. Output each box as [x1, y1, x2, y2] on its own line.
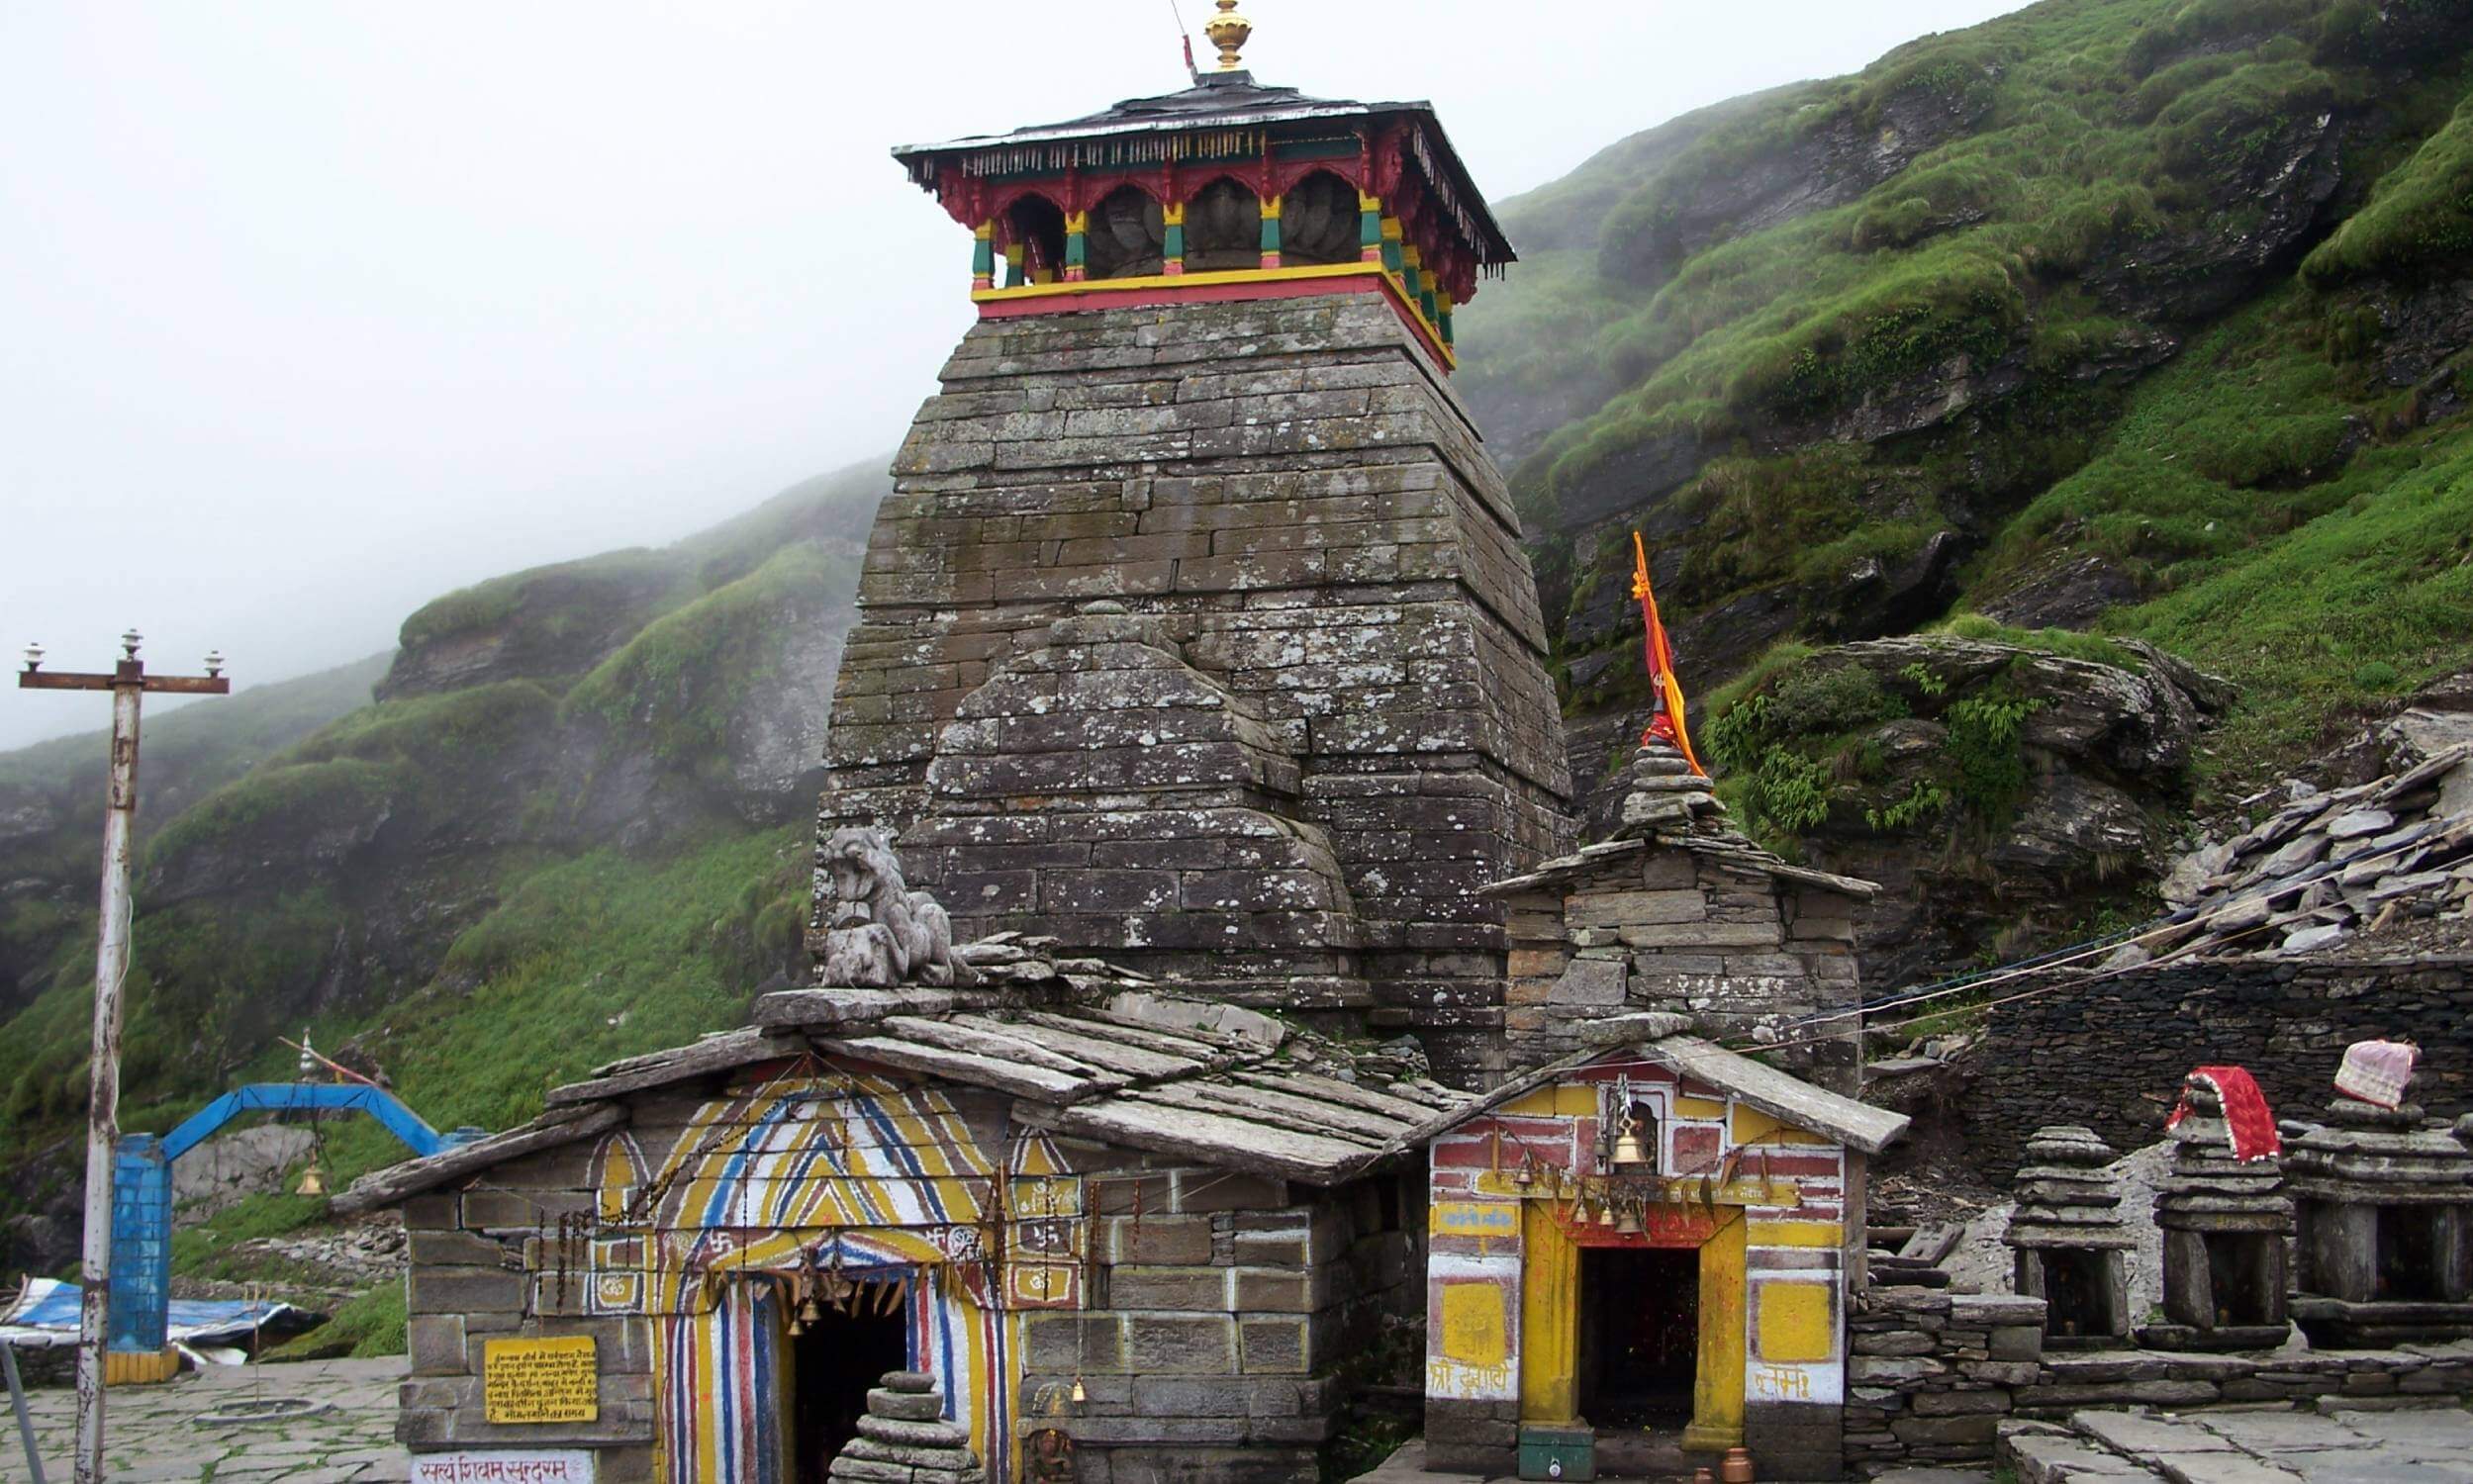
[1696, 636, 2227, 985]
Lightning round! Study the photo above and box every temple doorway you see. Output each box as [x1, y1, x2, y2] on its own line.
[790, 1277, 915, 1484]
[1577, 1247, 1699, 1428]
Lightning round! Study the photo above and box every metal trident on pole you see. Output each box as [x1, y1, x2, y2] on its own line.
[18, 632, 229, 1484]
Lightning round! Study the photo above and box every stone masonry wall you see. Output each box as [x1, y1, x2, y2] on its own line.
[1021, 1169, 1425, 1484]
[1845, 1286, 2473, 1476]
[1964, 955, 2473, 1180]
[818, 293, 1575, 1084]
[399, 1148, 661, 1479]
[1495, 848, 1863, 1092]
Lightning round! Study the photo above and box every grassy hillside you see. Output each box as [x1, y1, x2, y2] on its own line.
[1459, 0, 2473, 802]
[0, 459, 888, 1302]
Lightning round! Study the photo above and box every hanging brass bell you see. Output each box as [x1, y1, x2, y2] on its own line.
[1610, 1124, 1653, 1168]
[294, 1161, 328, 1198]
[1069, 1376, 1088, 1405]
[1594, 1197, 1616, 1228]
[1615, 1199, 1644, 1237]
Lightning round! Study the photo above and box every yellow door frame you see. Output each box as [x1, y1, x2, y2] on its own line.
[1516, 1203, 1746, 1449]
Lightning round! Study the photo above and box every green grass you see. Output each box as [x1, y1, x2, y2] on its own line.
[1461, 0, 2473, 789]
[264, 1282, 407, 1360]
[2304, 94, 2473, 285]
[566, 543, 861, 775]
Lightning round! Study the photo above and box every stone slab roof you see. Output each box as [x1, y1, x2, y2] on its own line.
[336, 953, 1473, 1213]
[1418, 1027, 1911, 1157]
[1478, 833, 1880, 901]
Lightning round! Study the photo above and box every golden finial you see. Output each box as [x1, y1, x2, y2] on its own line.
[1205, 0, 1252, 73]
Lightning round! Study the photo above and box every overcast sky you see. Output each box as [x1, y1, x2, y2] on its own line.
[0, 1, 2028, 751]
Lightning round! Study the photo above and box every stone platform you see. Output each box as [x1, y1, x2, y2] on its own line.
[0, 1355, 407, 1482]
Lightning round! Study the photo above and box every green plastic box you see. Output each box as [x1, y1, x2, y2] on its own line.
[1517, 1422, 1596, 1482]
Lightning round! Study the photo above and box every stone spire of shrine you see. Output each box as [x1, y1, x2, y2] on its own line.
[819, 23, 1573, 1083]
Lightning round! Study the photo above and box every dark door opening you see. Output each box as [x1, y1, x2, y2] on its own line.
[791, 1277, 915, 1484]
[1578, 1248, 1698, 1429]
[2041, 1249, 2114, 1339]
[2378, 1207, 2444, 1301]
[2202, 1233, 2277, 1326]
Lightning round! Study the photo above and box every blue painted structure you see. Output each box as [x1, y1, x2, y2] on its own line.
[109, 1083, 484, 1352]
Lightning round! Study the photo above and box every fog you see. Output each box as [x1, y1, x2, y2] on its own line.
[0, 0, 2026, 751]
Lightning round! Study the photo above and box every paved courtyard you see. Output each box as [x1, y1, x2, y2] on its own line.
[2005, 1405, 2473, 1483]
[0, 1356, 406, 1483]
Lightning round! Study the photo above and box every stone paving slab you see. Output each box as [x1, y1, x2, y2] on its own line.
[0, 1356, 408, 1482]
[2004, 1403, 2473, 1484]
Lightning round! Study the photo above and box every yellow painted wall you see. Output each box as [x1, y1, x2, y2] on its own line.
[1756, 1281, 1836, 1363]
[1441, 1283, 1510, 1367]
[1519, 1201, 1579, 1423]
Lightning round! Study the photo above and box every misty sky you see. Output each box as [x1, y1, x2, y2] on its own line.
[0, 1, 2028, 751]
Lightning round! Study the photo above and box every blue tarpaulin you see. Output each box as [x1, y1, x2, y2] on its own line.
[1, 1277, 302, 1350]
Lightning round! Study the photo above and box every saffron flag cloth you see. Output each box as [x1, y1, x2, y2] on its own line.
[2166, 1066, 2282, 1162]
[1630, 532, 1706, 778]
[2334, 1039, 2419, 1109]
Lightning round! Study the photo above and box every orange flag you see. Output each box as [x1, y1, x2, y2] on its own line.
[1631, 531, 1705, 778]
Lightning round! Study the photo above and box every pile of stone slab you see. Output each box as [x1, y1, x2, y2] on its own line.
[2153, 743, 2473, 957]
[829, 1370, 985, 1484]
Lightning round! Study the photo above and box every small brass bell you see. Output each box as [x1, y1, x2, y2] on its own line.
[1615, 1200, 1644, 1237]
[799, 1292, 826, 1327]
[1070, 1376, 1087, 1404]
[1594, 1197, 1616, 1228]
[294, 1161, 328, 1198]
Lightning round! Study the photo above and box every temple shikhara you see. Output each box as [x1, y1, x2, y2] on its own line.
[349, 11, 2473, 1484]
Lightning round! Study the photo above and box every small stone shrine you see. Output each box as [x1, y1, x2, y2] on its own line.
[2148, 1070, 2292, 1350]
[819, 12, 1575, 1084]
[2004, 1126, 2134, 1347]
[1480, 745, 1875, 1094]
[2286, 1046, 2473, 1346]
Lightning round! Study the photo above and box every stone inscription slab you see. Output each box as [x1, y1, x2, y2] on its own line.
[413, 1451, 598, 1483]
[482, 1336, 599, 1425]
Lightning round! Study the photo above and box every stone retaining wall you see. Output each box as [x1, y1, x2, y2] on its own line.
[1845, 1285, 2473, 1476]
[1963, 956, 2473, 1180]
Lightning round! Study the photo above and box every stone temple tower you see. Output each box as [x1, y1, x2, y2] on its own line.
[818, 15, 1573, 1082]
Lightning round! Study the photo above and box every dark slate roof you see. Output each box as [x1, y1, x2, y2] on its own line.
[893, 72, 1515, 270]
[1478, 833, 1880, 901]
[335, 943, 1473, 1213]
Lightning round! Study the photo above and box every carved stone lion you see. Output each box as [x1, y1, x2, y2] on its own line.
[819, 827, 974, 988]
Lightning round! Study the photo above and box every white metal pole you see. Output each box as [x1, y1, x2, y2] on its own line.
[73, 680, 141, 1484]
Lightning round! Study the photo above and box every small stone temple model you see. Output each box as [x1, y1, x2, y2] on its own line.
[819, 9, 1575, 1084]
[2004, 1125, 2134, 1346]
[1480, 745, 1875, 1094]
[2286, 1040, 2473, 1346]
[2149, 1067, 2292, 1350]
[830, 1371, 984, 1484]
[1417, 1016, 1908, 1481]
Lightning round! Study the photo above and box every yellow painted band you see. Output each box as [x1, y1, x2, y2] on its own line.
[1749, 1220, 1846, 1248]
[1262, 195, 1284, 219]
[1162, 203, 1187, 225]
[973, 222, 995, 241]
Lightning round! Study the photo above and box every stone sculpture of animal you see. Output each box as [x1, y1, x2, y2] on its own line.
[818, 827, 973, 987]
